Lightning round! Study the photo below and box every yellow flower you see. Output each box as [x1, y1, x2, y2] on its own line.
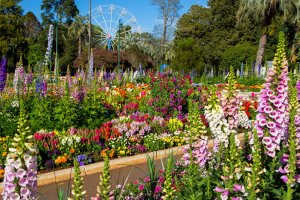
[2, 152, 7, 157]
[119, 150, 125, 155]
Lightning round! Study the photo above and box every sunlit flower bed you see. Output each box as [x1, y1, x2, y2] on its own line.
[1, 30, 281, 200]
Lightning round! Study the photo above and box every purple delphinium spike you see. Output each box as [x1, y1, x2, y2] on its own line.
[0, 56, 7, 92]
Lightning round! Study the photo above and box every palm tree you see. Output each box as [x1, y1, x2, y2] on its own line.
[68, 15, 88, 56]
[237, 0, 300, 74]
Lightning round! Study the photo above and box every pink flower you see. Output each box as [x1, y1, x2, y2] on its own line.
[143, 176, 150, 183]
[262, 137, 272, 145]
[266, 143, 276, 152]
[158, 176, 165, 183]
[275, 116, 284, 124]
[154, 185, 162, 193]
[138, 184, 145, 191]
[214, 186, 225, 193]
[258, 119, 267, 127]
[267, 90, 274, 97]
[20, 187, 30, 198]
[221, 190, 230, 200]
[269, 128, 278, 137]
[281, 175, 288, 184]
[16, 169, 26, 178]
[19, 178, 28, 187]
[277, 86, 285, 93]
[232, 197, 243, 200]
[267, 121, 276, 129]
[233, 184, 245, 193]
[274, 100, 282, 108]
[269, 111, 278, 119]
[264, 106, 272, 114]
[5, 172, 16, 182]
[276, 166, 286, 174]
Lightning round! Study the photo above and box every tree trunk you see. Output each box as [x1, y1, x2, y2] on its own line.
[78, 36, 82, 56]
[255, 34, 267, 75]
[162, 17, 168, 45]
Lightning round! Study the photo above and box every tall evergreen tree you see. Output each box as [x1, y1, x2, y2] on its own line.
[0, 0, 26, 69]
[24, 11, 42, 40]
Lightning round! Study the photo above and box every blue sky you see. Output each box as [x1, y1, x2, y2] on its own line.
[20, 0, 207, 33]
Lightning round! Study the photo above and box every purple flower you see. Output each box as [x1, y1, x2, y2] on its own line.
[19, 178, 28, 187]
[281, 154, 289, 164]
[16, 169, 26, 178]
[281, 175, 288, 184]
[0, 56, 7, 92]
[246, 154, 252, 161]
[77, 154, 87, 166]
[20, 187, 30, 198]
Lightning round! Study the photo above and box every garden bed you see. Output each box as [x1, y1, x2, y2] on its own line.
[0, 133, 245, 198]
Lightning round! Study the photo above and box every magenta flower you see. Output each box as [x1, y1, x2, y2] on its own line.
[262, 137, 272, 145]
[138, 184, 145, 191]
[154, 185, 162, 193]
[214, 186, 225, 193]
[143, 176, 150, 183]
[281, 175, 288, 184]
[233, 184, 245, 193]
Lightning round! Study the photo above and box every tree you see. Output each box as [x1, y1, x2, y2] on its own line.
[41, 0, 79, 26]
[151, 0, 182, 44]
[24, 12, 42, 40]
[68, 15, 88, 56]
[0, 0, 26, 70]
[237, 0, 300, 74]
[173, 1, 267, 75]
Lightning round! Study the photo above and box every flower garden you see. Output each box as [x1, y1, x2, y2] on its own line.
[1, 31, 300, 199]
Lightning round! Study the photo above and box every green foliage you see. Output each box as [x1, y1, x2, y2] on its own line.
[284, 80, 298, 200]
[0, 0, 26, 69]
[80, 94, 111, 129]
[30, 97, 55, 132]
[220, 43, 257, 70]
[187, 98, 207, 141]
[162, 154, 175, 200]
[177, 163, 212, 200]
[97, 156, 111, 200]
[71, 160, 86, 200]
[0, 98, 20, 137]
[146, 153, 159, 195]
[172, 38, 202, 73]
[54, 95, 78, 130]
[144, 134, 165, 151]
[41, 0, 79, 26]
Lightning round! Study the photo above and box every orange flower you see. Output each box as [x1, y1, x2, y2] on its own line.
[101, 148, 108, 158]
[69, 148, 75, 154]
[55, 155, 68, 164]
[0, 169, 4, 178]
[2, 152, 7, 157]
[109, 149, 115, 158]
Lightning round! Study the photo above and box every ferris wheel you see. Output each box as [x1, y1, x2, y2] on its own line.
[91, 4, 142, 50]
